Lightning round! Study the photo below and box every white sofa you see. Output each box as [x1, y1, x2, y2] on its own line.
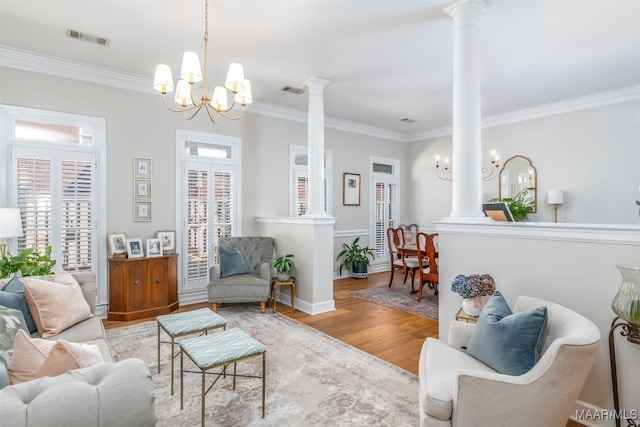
[0, 272, 157, 427]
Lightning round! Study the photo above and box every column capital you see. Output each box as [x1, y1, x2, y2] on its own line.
[303, 77, 331, 92]
[444, 0, 487, 19]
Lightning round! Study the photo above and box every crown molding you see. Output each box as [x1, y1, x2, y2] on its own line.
[408, 85, 640, 142]
[0, 46, 409, 142]
[2, 46, 638, 144]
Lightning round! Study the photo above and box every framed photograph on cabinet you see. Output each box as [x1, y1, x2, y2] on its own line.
[134, 179, 151, 200]
[134, 201, 152, 221]
[126, 238, 144, 258]
[157, 231, 175, 252]
[108, 233, 127, 257]
[343, 172, 361, 206]
[133, 157, 152, 178]
[146, 239, 162, 257]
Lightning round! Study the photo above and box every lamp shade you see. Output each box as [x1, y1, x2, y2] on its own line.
[224, 63, 245, 93]
[153, 64, 174, 93]
[234, 79, 253, 105]
[174, 80, 193, 107]
[179, 52, 203, 84]
[548, 190, 564, 205]
[210, 86, 229, 111]
[0, 208, 24, 238]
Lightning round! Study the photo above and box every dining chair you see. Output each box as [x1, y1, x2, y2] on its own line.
[415, 232, 439, 301]
[386, 227, 420, 290]
[398, 223, 419, 244]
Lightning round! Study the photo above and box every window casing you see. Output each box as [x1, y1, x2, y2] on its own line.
[370, 157, 400, 264]
[176, 130, 241, 294]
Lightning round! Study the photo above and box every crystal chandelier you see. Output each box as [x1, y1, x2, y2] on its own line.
[152, 0, 252, 123]
[434, 150, 500, 181]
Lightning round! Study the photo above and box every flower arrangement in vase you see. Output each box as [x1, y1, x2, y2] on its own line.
[451, 274, 496, 317]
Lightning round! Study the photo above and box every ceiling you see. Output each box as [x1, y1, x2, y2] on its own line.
[1, 0, 640, 137]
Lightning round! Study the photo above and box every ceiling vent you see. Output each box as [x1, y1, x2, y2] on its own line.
[282, 86, 306, 95]
[66, 29, 110, 47]
[400, 118, 416, 123]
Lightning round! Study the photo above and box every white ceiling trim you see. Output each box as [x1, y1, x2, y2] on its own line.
[2, 46, 638, 144]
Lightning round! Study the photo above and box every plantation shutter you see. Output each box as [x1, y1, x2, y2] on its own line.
[371, 159, 399, 263]
[295, 174, 309, 216]
[186, 163, 210, 283]
[212, 170, 234, 261]
[13, 148, 96, 272]
[183, 160, 237, 292]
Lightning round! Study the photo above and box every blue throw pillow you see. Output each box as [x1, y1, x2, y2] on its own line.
[466, 291, 548, 376]
[0, 277, 38, 334]
[219, 246, 251, 278]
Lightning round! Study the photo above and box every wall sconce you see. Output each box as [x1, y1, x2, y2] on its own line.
[435, 150, 500, 181]
[547, 190, 564, 223]
[0, 208, 24, 257]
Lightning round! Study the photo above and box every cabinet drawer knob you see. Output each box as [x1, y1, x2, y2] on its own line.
[134, 280, 141, 286]
[155, 278, 162, 284]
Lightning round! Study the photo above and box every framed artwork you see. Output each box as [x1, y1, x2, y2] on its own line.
[133, 157, 152, 178]
[134, 201, 152, 221]
[146, 239, 162, 257]
[126, 238, 144, 258]
[157, 231, 175, 252]
[343, 172, 361, 206]
[134, 179, 151, 200]
[482, 202, 514, 222]
[108, 233, 127, 257]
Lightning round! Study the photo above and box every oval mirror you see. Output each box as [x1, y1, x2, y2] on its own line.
[498, 155, 537, 213]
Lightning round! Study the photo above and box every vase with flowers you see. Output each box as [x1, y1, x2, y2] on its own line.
[451, 274, 496, 317]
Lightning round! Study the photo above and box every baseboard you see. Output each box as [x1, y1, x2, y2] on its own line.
[294, 298, 335, 315]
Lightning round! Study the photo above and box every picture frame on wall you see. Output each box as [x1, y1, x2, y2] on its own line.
[133, 157, 152, 178]
[134, 179, 151, 200]
[107, 233, 127, 257]
[134, 201, 152, 221]
[146, 239, 162, 257]
[157, 231, 175, 252]
[126, 238, 144, 258]
[343, 172, 361, 206]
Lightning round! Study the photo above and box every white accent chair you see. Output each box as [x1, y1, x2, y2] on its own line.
[419, 296, 601, 427]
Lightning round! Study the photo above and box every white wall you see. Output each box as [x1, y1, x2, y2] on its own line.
[409, 100, 640, 227]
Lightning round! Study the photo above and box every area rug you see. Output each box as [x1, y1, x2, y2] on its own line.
[106, 306, 419, 426]
[348, 282, 439, 321]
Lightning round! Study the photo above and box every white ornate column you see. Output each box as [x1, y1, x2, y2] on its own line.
[303, 77, 331, 217]
[444, 0, 489, 221]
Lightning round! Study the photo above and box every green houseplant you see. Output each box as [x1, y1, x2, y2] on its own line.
[489, 187, 535, 222]
[274, 253, 296, 281]
[0, 246, 56, 279]
[336, 237, 377, 279]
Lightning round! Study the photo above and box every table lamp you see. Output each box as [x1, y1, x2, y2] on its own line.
[0, 208, 24, 258]
[547, 190, 564, 223]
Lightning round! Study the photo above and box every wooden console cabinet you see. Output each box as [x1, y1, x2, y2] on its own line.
[108, 254, 179, 321]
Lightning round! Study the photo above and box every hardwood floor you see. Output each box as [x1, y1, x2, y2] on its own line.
[103, 271, 581, 426]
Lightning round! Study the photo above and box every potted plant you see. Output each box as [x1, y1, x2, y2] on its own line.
[489, 187, 535, 221]
[336, 237, 377, 279]
[0, 246, 57, 279]
[274, 253, 295, 281]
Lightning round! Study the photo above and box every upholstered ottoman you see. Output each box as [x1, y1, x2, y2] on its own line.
[180, 327, 266, 426]
[157, 308, 227, 395]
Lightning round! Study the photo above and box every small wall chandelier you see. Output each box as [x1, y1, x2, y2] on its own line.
[435, 150, 500, 181]
[152, 0, 252, 123]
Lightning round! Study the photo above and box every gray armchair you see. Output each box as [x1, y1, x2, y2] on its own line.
[207, 236, 274, 314]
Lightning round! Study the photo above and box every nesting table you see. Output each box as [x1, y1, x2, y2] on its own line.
[180, 327, 266, 426]
[157, 308, 228, 395]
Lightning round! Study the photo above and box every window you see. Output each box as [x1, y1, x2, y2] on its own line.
[1, 105, 106, 310]
[177, 130, 241, 294]
[370, 157, 400, 263]
[289, 145, 332, 216]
